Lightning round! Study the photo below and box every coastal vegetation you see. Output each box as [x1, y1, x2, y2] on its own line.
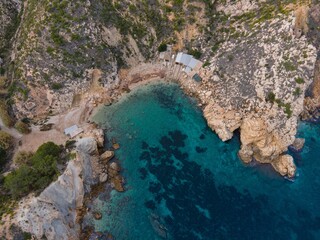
[0, 100, 14, 127]
[158, 43, 167, 52]
[295, 77, 305, 84]
[266, 92, 293, 118]
[0, 131, 14, 167]
[4, 142, 62, 198]
[14, 121, 31, 134]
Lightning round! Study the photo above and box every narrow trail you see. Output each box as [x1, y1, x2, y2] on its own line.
[0, 117, 22, 139]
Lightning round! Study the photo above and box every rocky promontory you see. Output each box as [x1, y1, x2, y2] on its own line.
[0, 127, 124, 239]
[176, 4, 317, 178]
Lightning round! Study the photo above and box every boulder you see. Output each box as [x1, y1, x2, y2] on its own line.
[99, 173, 108, 183]
[109, 162, 121, 172]
[93, 212, 102, 220]
[76, 138, 98, 156]
[290, 138, 305, 152]
[100, 151, 114, 162]
[238, 145, 253, 163]
[112, 143, 120, 150]
[271, 155, 296, 178]
[110, 175, 124, 192]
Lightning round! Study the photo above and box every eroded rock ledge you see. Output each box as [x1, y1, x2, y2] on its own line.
[177, 11, 317, 178]
[1, 128, 123, 239]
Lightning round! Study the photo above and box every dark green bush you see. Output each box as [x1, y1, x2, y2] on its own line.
[266, 92, 276, 102]
[295, 77, 305, 84]
[187, 48, 202, 59]
[0, 131, 14, 151]
[4, 142, 61, 198]
[13, 151, 33, 167]
[158, 43, 167, 52]
[293, 87, 301, 96]
[51, 82, 63, 90]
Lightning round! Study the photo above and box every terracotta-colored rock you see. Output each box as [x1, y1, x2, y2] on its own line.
[93, 212, 102, 220]
[112, 143, 120, 150]
[271, 155, 296, 178]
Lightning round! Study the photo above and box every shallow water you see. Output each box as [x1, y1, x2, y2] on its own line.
[90, 81, 320, 240]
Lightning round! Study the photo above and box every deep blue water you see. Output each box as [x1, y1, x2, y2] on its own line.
[90, 81, 320, 240]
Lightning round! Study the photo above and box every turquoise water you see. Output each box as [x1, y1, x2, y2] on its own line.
[90, 81, 320, 240]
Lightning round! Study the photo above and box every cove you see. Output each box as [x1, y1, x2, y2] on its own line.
[88, 81, 320, 239]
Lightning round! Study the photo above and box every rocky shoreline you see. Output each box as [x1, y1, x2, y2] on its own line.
[0, 123, 125, 239]
[0, 61, 315, 238]
[1, 1, 319, 238]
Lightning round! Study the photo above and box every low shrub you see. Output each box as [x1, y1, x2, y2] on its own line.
[0, 131, 14, 151]
[13, 151, 33, 167]
[0, 100, 14, 127]
[295, 77, 305, 84]
[14, 121, 31, 134]
[158, 43, 167, 52]
[266, 92, 276, 102]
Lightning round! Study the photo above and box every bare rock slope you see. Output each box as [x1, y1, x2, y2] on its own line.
[11, 137, 100, 239]
[201, 8, 316, 177]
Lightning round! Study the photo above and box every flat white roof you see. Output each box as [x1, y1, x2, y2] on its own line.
[187, 58, 201, 69]
[175, 52, 183, 63]
[64, 125, 78, 135]
[180, 54, 192, 66]
[64, 125, 84, 138]
[184, 66, 192, 74]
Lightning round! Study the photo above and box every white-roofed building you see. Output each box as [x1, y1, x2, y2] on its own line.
[187, 58, 202, 71]
[180, 54, 192, 66]
[175, 52, 203, 77]
[175, 52, 183, 64]
[64, 125, 84, 138]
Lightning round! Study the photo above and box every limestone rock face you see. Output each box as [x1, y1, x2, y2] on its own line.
[216, 0, 266, 16]
[290, 138, 305, 152]
[239, 117, 285, 164]
[13, 137, 101, 240]
[203, 103, 241, 141]
[185, 5, 317, 178]
[271, 155, 296, 178]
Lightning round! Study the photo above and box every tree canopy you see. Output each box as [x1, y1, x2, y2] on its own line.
[4, 142, 61, 198]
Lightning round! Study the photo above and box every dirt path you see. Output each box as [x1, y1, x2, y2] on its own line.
[0, 117, 22, 139]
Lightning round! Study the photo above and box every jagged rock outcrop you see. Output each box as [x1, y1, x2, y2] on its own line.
[271, 155, 296, 178]
[182, 2, 317, 177]
[238, 117, 292, 165]
[11, 137, 101, 239]
[302, 3, 320, 120]
[290, 138, 305, 152]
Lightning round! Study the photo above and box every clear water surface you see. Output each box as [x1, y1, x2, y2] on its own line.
[90, 81, 320, 240]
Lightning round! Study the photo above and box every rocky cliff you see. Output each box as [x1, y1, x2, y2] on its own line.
[8, 0, 211, 119]
[0, 0, 319, 238]
[0, 137, 100, 239]
[3, 0, 318, 176]
[179, 1, 317, 177]
[0, 0, 21, 70]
